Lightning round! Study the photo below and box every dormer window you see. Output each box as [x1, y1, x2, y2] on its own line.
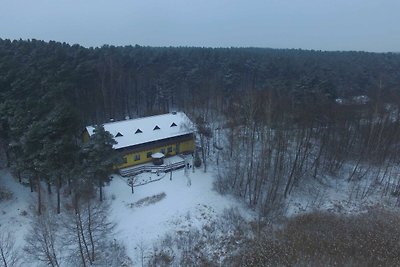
[170, 122, 177, 127]
[135, 129, 142, 134]
[153, 125, 160, 130]
[115, 132, 123, 137]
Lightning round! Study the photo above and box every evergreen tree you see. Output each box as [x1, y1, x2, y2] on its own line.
[40, 104, 81, 213]
[21, 120, 49, 215]
[81, 125, 121, 201]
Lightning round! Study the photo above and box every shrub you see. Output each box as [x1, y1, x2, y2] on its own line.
[129, 192, 166, 208]
[0, 187, 13, 201]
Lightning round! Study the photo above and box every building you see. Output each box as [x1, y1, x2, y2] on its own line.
[83, 112, 195, 169]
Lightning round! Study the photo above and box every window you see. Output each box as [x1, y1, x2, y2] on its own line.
[123, 156, 128, 164]
[167, 147, 172, 153]
[135, 129, 142, 134]
[153, 125, 160, 130]
[134, 154, 140, 161]
[115, 132, 123, 137]
[147, 151, 152, 158]
[160, 148, 165, 154]
[170, 122, 177, 127]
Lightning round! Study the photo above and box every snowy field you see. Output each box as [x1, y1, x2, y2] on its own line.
[0, 165, 253, 266]
[0, 169, 32, 248]
[285, 164, 399, 216]
[1, 161, 399, 266]
[107, 166, 253, 265]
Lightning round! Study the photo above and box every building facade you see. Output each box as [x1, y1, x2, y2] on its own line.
[83, 112, 195, 169]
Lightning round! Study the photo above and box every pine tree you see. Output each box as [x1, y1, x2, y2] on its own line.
[41, 104, 81, 213]
[81, 125, 121, 201]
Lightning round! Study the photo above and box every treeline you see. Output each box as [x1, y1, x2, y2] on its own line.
[1, 38, 400, 125]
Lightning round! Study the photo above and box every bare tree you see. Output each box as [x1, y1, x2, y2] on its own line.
[24, 209, 62, 267]
[63, 196, 127, 266]
[0, 232, 19, 267]
[195, 116, 213, 172]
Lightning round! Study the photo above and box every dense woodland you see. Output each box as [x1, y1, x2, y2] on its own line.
[1, 37, 400, 215]
[1, 38, 400, 123]
[1, 39, 400, 266]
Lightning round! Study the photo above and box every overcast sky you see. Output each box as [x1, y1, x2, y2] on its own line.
[0, 0, 399, 52]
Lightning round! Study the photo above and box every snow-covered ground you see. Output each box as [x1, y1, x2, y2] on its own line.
[0, 169, 32, 249]
[0, 165, 253, 266]
[286, 165, 399, 216]
[107, 166, 252, 265]
[1, 160, 399, 266]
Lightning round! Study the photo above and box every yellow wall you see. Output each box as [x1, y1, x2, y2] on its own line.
[117, 139, 195, 169]
[82, 130, 90, 143]
[179, 139, 195, 153]
[83, 128, 194, 169]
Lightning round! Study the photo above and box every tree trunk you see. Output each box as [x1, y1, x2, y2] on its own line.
[68, 178, 72, 195]
[76, 217, 87, 267]
[76, 202, 92, 265]
[56, 176, 61, 214]
[0, 246, 8, 267]
[99, 180, 103, 202]
[87, 201, 95, 262]
[29, 177, 34, 192]
[47, 180, 52, 194]
[37, 175, 42, 215]
[5, 148, 10, 168]
[200, 137, 207, 173]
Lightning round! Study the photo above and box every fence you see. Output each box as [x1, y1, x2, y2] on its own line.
[119, 159, 186, 177]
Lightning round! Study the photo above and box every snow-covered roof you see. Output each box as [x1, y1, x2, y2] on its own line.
[86, 112, 194, 149]
[151, 152, 165, 159]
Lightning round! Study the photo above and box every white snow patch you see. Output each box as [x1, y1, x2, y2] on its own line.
[0, 169, 32, 250]
[1, 165, 252, 266]
[106, 167, 252, 265]
[286, 168, 398, 216]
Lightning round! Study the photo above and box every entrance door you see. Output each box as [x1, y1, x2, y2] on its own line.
[175, 143, 180, 154]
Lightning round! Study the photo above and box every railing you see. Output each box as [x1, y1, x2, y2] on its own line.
[119, 160, 186, 177]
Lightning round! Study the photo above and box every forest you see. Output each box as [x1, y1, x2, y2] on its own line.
[1, 39, 400, 266]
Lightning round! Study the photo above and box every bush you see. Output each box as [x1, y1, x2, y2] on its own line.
[0, 187, 13, 201]
[129, 192, 166, 208]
